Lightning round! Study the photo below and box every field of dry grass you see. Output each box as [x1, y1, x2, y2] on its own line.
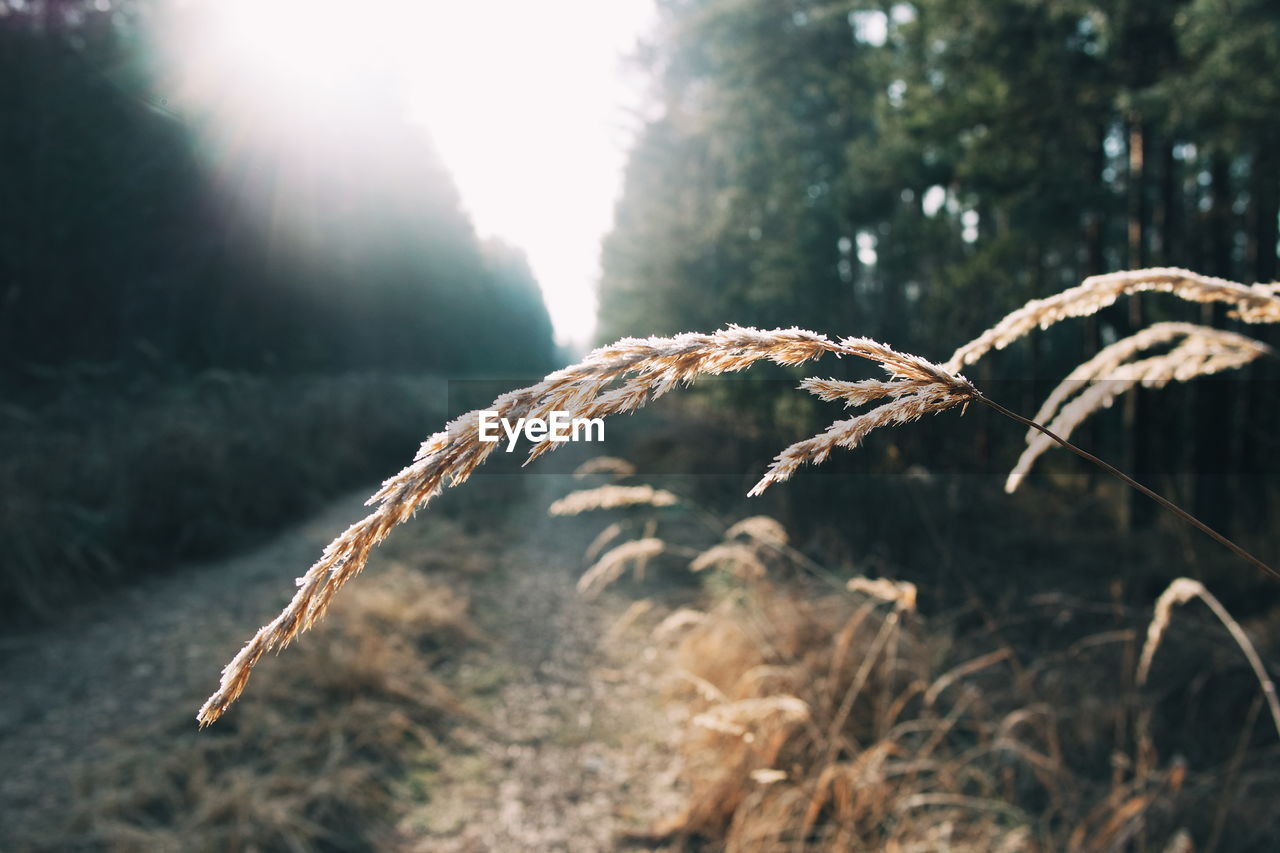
[548, 465, 1280, 851]
[4, 459, 1278, 851]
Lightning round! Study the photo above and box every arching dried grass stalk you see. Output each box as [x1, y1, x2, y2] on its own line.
[1023, 323, 1258, 434]
[583, 521, 625, 563]
[201, 271, 1280, 725]
[691, 695, 811, 743]
[548, 484, 678, 516]
[198, 327, 840, 724]
[749, 383, 975, 496]
[946, 267, 1280, 370]
[653, 608, 707, 641]
[724, 516, 789, 547]
[576, 538, 665, 598]
[1006, 323, 1271, 492]
[1136, 577, 1280, 740]
[199, 326, 978, 725]
[572, 456, 636, 479]
[690, 543, 768, 579]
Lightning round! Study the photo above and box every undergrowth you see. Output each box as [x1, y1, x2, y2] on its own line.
[170, 267, 1280, 849]
[557, 463, 1280, 851]
[0, 371, 446, 625]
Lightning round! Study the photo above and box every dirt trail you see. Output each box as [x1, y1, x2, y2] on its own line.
[0, 481, 685, 850]
[0, 491, 378, 842]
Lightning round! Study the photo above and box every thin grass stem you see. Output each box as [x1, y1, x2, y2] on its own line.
[974, 393, 1279, 582]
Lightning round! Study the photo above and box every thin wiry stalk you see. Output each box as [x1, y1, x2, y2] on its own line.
[977, 393, 1280, 582]
[1137, 578, 1280, 741]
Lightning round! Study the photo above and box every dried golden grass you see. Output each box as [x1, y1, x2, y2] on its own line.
[847, 576, 918, 611]
[724, 515, 789, 547]
[203, 267, 1280, 725]
[582, 520, 625, 563]
[548, 484, 679, 516]
[201, 327, 977, 724]
[750, 380, 975, 496]
[1006, 323, 1272, 492]
[647, 576, 1273, 851]
[64, 564, 477, 851]
[576, 537, 665, 599]
[690, 543, 769, 580]
[1137, 577, 1280, 739]
[652, 607, 707, 641]
[946, 267, 1280, 371]
[572, 455, 637, 479]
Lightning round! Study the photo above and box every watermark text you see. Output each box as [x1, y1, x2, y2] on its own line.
[477, 410, 604, 452]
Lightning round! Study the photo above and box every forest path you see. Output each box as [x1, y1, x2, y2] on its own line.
[399, 475, 687, 851]
[0, 490, 378, 843]
[0, 477, 685, 850]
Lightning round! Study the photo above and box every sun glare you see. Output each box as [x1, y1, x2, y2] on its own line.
[152, 0, 654, 350]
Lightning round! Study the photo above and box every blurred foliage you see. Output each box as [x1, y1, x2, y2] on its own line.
[0, 371, 449, 623]
[599, 0, 1280, 534]
[0, 3, 557, 617]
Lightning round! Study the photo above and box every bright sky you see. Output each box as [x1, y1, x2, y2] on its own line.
[407, 2, 657, 352]
[157, 0, 656, 353]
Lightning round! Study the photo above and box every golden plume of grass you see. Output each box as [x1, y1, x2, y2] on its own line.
[690, 695, 811, 743]
[748, 768, 789, 785]
[946, 267, 1280, 371]
[1136, 577, 1280, 740]
[548, 484, 679, 516]
[724, 515, 789, 547]
[847, 576, 918, 612]
[582, 520, 625, 563]
[1023, 322, 1250, 434]
[604, 598, 655, 646]
[575, 537, 665, 599]
[652, 607, 707, 641]
[750, 383, 975, 496]
[1005, 324, 1271, 492]
[199, 326, 978, 725]
[572, 455, 637, 479]
[690, 543, 769, 580]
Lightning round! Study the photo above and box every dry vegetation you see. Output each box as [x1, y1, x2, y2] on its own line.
[555, 473, 1280, 850]
[164, 266, 1280, 850]
[36, 560, 480, 852]
[640, 572, 1280, 851]
[200, 267, 1280, 727]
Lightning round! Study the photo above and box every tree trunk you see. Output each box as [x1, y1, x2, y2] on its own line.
[1192, 152, 1236, 534]
[1238, 141, 1279, 530]
[1123, 116, 1154, 529]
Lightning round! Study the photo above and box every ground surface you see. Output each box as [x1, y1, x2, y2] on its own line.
[0, 480, 686, 850]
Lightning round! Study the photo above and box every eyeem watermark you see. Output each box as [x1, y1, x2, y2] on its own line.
[477, 410, 604, 453]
